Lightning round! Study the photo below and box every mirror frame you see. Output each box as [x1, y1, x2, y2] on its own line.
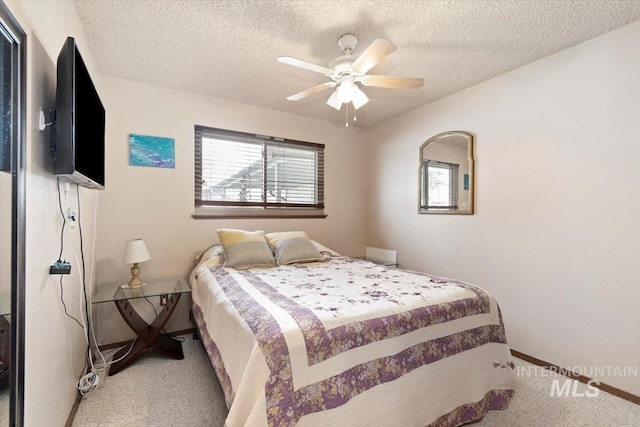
[419, 131, 475, 215]
[0, 3, 26, 426]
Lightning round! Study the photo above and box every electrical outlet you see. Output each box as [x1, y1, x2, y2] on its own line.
[67, 208, 77, 228]
[159, 294, 168, 306]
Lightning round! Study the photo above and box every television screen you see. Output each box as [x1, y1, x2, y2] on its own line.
[55, 37, 105, 189]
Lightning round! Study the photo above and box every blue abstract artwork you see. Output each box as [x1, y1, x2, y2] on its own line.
[129, 134, 175, 168]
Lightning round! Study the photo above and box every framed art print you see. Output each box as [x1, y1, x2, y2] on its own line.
[129, 134, 175, 168]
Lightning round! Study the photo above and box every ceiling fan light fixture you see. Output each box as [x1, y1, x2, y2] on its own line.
[280, 34, 423, 121]
[337, 78, 357, 103]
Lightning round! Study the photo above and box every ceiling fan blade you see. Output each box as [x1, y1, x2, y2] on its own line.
[326, 90, 342, 110]
[352, 87, 369, 110]
[286, 82, 336, 101]
[351, 39, 396, 73]
[278, 56, 334, 76]
[361, 75, 425, 89]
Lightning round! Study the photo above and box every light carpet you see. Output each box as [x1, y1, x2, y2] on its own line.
[72, 335, 640, 426]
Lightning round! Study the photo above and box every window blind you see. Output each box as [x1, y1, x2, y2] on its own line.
[195, 126, 324, 210]
[422, 160, 459, 209]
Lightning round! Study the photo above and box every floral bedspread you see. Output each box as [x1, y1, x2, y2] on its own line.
[191, 256, 514, 427]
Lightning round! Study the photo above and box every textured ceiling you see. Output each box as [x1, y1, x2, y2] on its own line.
[73, 0, 640, 128]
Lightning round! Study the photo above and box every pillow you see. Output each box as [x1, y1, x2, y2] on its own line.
[216, 229, 276, 268]
[193, 244, 225, 270]
[264, 231, 324, 265]
[195, 244, 224, 263]
[310, 240, 341, 257]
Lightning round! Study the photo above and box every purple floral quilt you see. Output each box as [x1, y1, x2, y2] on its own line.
[190, 256, 514, 427]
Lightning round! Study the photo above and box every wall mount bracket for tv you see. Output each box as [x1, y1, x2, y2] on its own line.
[38, 107, 57, 155]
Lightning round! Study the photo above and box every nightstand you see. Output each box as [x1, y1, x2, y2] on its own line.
[92, 277, 191, 375]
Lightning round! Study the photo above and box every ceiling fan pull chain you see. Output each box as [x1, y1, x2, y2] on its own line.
[353, 103, 357, 122]
[345, 103, 349, 127]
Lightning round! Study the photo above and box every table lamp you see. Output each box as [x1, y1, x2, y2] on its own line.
[122, 239, 151, 288]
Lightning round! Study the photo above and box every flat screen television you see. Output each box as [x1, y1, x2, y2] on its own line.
[54, 36, 105, 190]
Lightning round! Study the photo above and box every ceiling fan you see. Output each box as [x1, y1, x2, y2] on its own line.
[278, 33, 424, 115]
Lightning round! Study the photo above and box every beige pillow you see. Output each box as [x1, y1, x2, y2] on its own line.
[216, 229, 275, 268]
[264, 231, 323, 265]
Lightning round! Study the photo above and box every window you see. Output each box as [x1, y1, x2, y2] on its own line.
[194, 126, 325, 218]
[422, 160, 459, 209]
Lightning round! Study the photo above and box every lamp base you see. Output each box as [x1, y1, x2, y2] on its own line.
[124, 263, 146, 288]
[121, 282, 147, 289]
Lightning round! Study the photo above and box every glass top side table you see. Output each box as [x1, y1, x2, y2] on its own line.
[93, 277, 191, 303]
[92, 277, 191, 375]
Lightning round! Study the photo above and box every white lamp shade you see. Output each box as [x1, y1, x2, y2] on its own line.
[326, 90, 342, 110]
[352, 87, 370, 110]
[122, 239, 151, 264]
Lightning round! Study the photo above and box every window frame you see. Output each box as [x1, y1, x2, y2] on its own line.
[193, 125, 326, 219]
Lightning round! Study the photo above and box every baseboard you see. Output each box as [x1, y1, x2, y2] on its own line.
[65, 392, 82, 427]
[511, 349, 640, 405]
[97, 328, 195, 351]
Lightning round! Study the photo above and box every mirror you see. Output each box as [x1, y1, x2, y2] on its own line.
[0, 3, 26, 426]
[419, 131, 474, 215]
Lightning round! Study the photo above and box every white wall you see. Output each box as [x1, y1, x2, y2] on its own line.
[93, 76, 367, 344]
[5, 1, 105, 426]
[365, 21, 640, 395]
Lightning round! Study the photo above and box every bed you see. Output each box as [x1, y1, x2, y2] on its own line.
[189, 230, 514, 427]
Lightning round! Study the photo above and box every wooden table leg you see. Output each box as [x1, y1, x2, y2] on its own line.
[109, 293, 184, 376]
